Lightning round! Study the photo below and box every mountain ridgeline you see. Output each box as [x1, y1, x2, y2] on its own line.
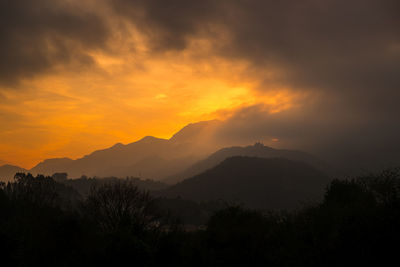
[0, 120, 328, 183]
[0, 120, 224, 181]
[165, 142, 327, 184]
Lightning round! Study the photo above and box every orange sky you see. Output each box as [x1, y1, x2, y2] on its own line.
[0, 47, 300, 168]
[0, 13, 305, 169]
[2, 0, 398, 173]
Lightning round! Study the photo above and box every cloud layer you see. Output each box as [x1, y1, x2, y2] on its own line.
[1, 0, 399, 171]
[0, 0, 109, 85]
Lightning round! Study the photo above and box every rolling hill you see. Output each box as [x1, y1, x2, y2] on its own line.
[161, 156, 331, 210]
[164, 142, 327, 184]
[0, 165, 28, 182]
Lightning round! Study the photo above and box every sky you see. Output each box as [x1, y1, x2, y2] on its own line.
[0, 0, 399, 170]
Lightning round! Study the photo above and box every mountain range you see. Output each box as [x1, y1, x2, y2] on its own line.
[0, 120, 327, 183]
[0, 120, 223, 181]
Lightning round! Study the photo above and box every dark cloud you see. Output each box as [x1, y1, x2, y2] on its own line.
[109, 0, 220, 50]
[0, 0, 109, 85]
[109, 0, 400, 172]
[212, 101, 400, 175]
[2, 0, 399, 171]
[110, 0, 400, 112]
[4, 0, 399, 97]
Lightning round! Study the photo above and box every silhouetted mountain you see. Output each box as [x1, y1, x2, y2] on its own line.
[30, 158, 74, 175]
[1, 121, 328, 183]
[169, 120, 221, 144]
[164, 142, 327, 184]
[27, 120, 224, 179]
[0, 164, 27, 181]
[161, 156, 330, 210]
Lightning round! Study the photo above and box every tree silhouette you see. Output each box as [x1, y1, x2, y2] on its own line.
[3, 173, 59, 207]
[0, 168, 399, 266]
[85, 180, 162, 234]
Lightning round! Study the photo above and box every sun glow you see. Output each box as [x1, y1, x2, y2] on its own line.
[0, 38, 301, 168]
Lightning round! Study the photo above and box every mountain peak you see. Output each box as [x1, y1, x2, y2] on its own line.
[169, 120, 221, 143]
[139, 136, 159, 142]
[111, 142, 124, 148]
[132, 136, 169, 145]
[0, 164, 24, 169]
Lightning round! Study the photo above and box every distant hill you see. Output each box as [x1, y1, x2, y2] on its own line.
[0, 165, 28, 182]
[0, 120, 328, 183]
[164, 143, 327, 184]
[161, 156, 331, 210]
[2, 120, 225, 180]
[29, 136, 174, 178]
[31, 158, 75, 175]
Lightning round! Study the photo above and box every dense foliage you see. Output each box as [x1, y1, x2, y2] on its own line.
[1, 169, 400, 266]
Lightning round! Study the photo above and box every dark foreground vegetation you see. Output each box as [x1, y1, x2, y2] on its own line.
[1, 169, 400, 266]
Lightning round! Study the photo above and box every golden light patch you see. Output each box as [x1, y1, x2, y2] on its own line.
[155, 93, 167, 99]
[0, 31, 302, 169]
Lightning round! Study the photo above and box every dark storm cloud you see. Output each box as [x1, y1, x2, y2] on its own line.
[109, 0, 220, 50]
[203, 100, 400, 176]
[109, 0, 400, 172]
[0, 0, 109, 85]
[111, 0, 400, 109]
[4, 0, 399, 97]
[2, 0, 400, 171]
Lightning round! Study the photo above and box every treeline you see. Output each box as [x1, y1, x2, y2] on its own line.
[51, 172, 168, 196]
[1, 170, 400, 266]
